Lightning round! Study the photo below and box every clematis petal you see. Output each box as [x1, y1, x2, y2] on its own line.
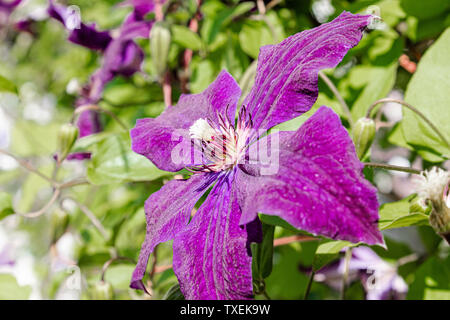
[76, 107, 102, 138]
[243, 11, 372, 131]
[101, 39, 145, 78]
[130, 173, 217, 291]
[120, 0, 157, 18]
[172, 173, 258, 299]
[130, 70, 241, 172]
[237, 106, 383, 245]
[48, 0, 112, 51]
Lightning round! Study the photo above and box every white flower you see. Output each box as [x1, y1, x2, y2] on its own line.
[415, 167, 450, 204]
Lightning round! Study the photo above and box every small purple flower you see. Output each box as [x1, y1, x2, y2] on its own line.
[0, 0, 22, 27]
[130, 12, 383, 299]
[48, 0, 155, 159]
[315, 246, 408, 300]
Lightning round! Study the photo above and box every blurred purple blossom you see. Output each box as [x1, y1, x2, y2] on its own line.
[48, 0, 155, 159]
[315, 246, 408, 300]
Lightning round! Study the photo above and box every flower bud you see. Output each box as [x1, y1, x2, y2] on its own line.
[57, 123, 79, 162]
[50, 209, 70, 243]
[352, 117, 376, 159]
[91, 281, 114, 300]
[150, 22, 171, 79]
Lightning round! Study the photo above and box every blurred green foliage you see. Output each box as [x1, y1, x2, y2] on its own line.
[0, 0, 449, 300]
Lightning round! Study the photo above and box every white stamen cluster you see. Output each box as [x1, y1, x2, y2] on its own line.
[189, 118, 217, 142]
[188, 109, 253, 173]
[415, 167, 450, 204]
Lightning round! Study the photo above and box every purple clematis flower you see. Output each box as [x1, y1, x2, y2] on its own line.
[129, 11, 383, 299]
[49, 0, 155, 159]
[0, 0, 22, 27]
[314, 246, 407, 300]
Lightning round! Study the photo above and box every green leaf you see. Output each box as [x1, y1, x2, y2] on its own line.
[239, 20, 274, 59]
[349, 63, 398, 121]
[312, 240, 353, 272]
[259, 214, 299, 233]
[378, 195, 430, 230]
[12, 121, 60, 156]
[251, 222, 275, 280]
[202, 1, 255, 44]
[407, 255, 450, 300]
[0, 75, 17, 93]
[87, 132, 170, 185]
[0, 274, 32, 299]
[0, 192, 14, 221]
[163, 283, 185, 300]
[71, 132, 112, 153]
[402, 28, 450, 160]
[171, 25, 203, 51]
[400, 0, 450, 20]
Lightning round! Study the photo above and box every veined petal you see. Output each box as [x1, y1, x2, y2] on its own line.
[237, 106, 383, 245]
[243, 11, 372, 131]
[130, 173, 217, 291]
[173, 173, 259, 300]
[130, 70, 241, 172]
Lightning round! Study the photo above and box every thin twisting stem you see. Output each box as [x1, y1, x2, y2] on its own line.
[366, 98, 450, 149]
[59, 178, 89, 189]
[0, 149, 55, 185]
[304, 270, 315, 300]
[318, 71, 354, 128]
[364, 162, 421, 175]
[61, 197, 109, 239]
[17, 188, 61, 218]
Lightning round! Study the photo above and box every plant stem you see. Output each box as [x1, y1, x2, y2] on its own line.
[364, 162, 421, 175]
[162, 71, 172, 107]
[17, 188, 61, 218]
[273, 235, 317, 247]
[318, 71, 354, 128]
[61, 197, 109, 239]
[303, 270, 315, 300]
[340, 247, 352, 300]
[59, 178, 89, 189]
[256, 0, 266, 14]
[366, 98, 450, 149]
[155, 0, 164, 22]
[0, 149, 55, 185]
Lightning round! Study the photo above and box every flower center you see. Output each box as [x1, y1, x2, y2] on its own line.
[188, 107, 253, 173]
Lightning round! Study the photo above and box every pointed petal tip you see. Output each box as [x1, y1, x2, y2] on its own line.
[130, 279, 150, 295]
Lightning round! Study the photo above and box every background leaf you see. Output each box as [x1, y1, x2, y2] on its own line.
[87, 132, 170, 185]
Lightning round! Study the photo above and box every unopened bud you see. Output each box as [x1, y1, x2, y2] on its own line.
[50, 209, 70, 243]
[150, 22, 171, 78]
[91, 281, 114, 300]
[57, 123, 79, 162]
[353, 117, 376, 159]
